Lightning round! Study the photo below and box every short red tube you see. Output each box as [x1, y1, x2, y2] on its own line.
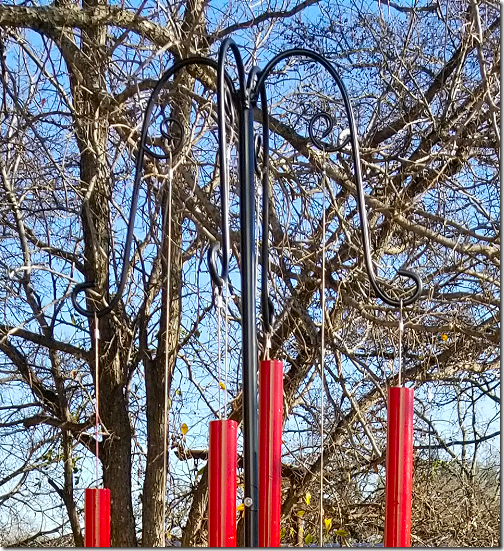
[384, 386, 414, 547]
[85, 488, 111, 547]
[208, 419, 238, 547]
[259, 359, 283, 547]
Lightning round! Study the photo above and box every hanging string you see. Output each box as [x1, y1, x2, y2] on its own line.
[216, 289, 223, 419]
[216, 141, 233, 418]
[255, 169, 265, 362]
[398, 299, 404, 387]
[319, 159, 327, 547]
[223, 283, 229, 413]
[93, 311, 100, 488]
[162, 153, 173, 547]
[261, 181, 271, 362]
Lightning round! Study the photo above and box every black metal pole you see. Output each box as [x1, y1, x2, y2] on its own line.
[239, 97, 259, 547]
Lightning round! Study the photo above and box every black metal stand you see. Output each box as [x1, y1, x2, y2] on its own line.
[71, 38, 423, 547]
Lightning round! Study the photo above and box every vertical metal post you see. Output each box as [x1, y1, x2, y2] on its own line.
[239, 100, 259, 546]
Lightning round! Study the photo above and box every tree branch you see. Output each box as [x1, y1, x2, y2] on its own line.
[211, 0, 320, 41]
[0, 5, 177, 50]
[0, 325, 91, 361]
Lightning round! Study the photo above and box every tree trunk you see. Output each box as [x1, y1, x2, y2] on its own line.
[72, 0, 137, 544]
[142, 209, 183, 546]
[141, 0, 209, 530]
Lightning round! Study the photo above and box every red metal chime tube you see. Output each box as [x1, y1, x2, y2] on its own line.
[85, 488, 111, 547]
[259, 359, 283, 547]
[208, 419, 238, 547]
[384, 386, 414, 547]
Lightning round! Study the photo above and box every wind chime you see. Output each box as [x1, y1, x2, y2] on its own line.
[207, 271, 238, 546]
[70, 38, 423, 548]
[348, 102, 422, 545]
[383, 304, 415, 547]
[304, 76, 423, 547]
[256, 91, 283, 549]
[70, 70, 187, 545]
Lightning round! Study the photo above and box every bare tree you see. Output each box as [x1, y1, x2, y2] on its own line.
[0, 0, 499, 546]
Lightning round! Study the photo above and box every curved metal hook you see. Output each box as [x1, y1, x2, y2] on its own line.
[72, 56, 235, 318]
[256, 81, 275, 333]
[207, 241, 223, 294]
[207, 38, 248, 292]
[256, 49, 423, 308]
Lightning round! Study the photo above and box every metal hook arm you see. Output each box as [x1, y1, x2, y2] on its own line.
[257, 82, 275, 333]
[256, 49, 423, 308]
[207, 39, 248, 292]
[72, 57, 229, 318]
[350, 112, 423, 307]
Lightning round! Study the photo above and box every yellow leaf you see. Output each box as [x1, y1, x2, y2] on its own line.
[181, 423, 188, 435]
[441, 334, 448, 341]
[280, 527, 286, 540]
[296, 510, 305, 517]
[324, 518, 332, 532]
[237, 503, 245, 511]
[70, 370, 77, 379]
[335, 529, 349, 537]
[305, 491, 311, 505]
[219, 382, 226, 390]
[304, 533, 313, 544]
[289, 527, 295, 538]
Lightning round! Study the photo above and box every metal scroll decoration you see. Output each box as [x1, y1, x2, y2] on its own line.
[70, 39, 424, 546]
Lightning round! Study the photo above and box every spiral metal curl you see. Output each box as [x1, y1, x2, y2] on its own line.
[308, 111, 351, 153]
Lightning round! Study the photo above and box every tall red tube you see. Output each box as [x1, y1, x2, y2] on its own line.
[259, 359, 283, 547]
[208, 419, 238, 547]
[384, 386, 414, 547]
[85, 488, 111, 547]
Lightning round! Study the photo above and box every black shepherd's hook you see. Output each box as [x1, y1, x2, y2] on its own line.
[67, 40, 424, 549]
[256, 50, 423, 308]
[207, 39, 244, 297]
[72, 56, 236, 318]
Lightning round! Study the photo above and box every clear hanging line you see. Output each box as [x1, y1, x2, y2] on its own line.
[263, 332, 271, 362]
[319, 160, 327, 546]
[255, 168, 261, 358]
[223, 143, 233, 414]
[263, 182, 271, 363]
[224, 285, 229, 412]
[398, 299, 404, 387]
[93, 311, 100, 489]
[217, 290, 222, 419]
[162, 153, 173, 548]
[257, 150, 271, 363]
